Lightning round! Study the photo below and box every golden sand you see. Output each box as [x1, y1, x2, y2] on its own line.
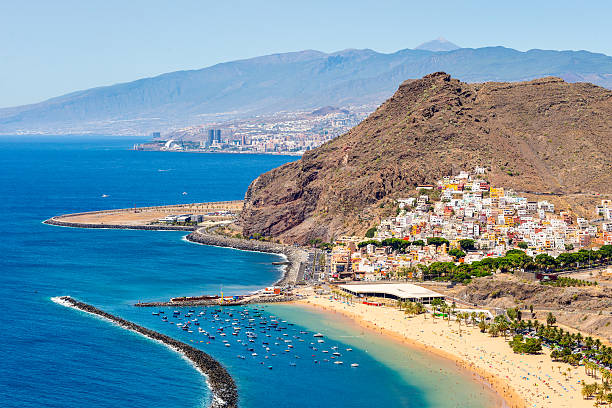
[296, 293, 596, 408]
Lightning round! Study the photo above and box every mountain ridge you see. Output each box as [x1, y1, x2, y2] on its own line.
[415, 37, 461, 52]
[2, 46, 612, 135]
[238, 72, 612, 243]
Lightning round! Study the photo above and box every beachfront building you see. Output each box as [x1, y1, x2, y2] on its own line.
[338, 283, 444, 304]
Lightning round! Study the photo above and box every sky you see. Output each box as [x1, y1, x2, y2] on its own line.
[1, 0, 611, 108]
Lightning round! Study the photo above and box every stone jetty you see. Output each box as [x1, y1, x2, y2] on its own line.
[134, 294, 299, 308]
[186, 228, 308, 286]
[56, 296, 238, 408]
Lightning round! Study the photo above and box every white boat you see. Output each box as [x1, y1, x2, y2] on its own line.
[101, 194, 109, 198]
[351, 363, 359, 367]
[334, 361, 343, 365]
[313, 333, 324, 338]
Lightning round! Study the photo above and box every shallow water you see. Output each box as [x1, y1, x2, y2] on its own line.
[0, 137, 500, 407]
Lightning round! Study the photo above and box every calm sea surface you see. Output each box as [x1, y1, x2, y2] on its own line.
[0, 137, 499, 407]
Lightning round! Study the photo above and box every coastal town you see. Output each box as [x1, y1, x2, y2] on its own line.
[133, 106, 372, 155]
[322, 168, 612, 282]
[45, 176, 612, 408]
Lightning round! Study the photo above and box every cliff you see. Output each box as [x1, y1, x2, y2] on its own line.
[239, 72, 612, 243]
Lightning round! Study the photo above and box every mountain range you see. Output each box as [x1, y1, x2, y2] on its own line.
[2, 41, 612, 135]
[238, 73, 612, 243]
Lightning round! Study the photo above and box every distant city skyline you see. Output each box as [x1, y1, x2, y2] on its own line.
[1, 0, 611, 108]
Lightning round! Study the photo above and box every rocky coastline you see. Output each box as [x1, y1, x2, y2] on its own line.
[54, 296, 238, 408]
[185, 229, 308, 286]
[44, 217, 196, 231]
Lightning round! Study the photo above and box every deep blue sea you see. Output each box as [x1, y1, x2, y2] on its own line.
[0, 137, 499, 407]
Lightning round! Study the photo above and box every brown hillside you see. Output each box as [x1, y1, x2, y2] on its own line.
[239, 72, 612, 243]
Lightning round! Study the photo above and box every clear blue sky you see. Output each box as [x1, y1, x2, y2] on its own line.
[1, 0, 611, 108]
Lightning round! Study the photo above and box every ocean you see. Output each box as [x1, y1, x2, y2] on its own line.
[0, 137, 499, 407]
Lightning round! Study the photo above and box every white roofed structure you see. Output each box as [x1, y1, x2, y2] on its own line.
[338, 283, 444, 304]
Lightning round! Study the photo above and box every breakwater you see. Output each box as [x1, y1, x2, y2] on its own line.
[135, 295, 299, 307]
[186, 229, 308, 286]
[52, 296, 238, 408]
[44, 217, 196, 231]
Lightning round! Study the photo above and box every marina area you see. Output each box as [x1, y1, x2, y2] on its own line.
[14, 140, 590, 408]
[42, 198, 606, 408]
[41, 203, 509, 407]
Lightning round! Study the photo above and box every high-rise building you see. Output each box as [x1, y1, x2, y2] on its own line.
[214, 129, 221, 143]
[208, 129, 215, 145]
[241, 134, 247, 146]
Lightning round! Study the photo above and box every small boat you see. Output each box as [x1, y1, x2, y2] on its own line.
[313, 333, 324, 338]
[334, 361, 343, 365]
[332, 352, 341, 356]
[346, 348, 353, 352]
[182, 192, 188, 195]
[152, 312, 159, 316]
[101, 194, 109, 198]
[351, 363, 359, 367]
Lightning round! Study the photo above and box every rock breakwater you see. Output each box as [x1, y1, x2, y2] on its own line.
[53, 296, 238, 408]
[186, 229, 308, 286]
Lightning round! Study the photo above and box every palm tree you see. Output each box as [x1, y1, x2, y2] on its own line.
[582, 382, 591, 399]
[498, 320, 509, 339]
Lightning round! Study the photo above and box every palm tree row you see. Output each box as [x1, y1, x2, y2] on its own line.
[330, 289, 354, 305]
[397, 300, 426, 317]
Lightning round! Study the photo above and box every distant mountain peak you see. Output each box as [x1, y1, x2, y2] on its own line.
[415, 37, 461, 52]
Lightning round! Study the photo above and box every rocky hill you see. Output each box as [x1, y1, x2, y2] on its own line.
[239, 72, 612, 243]
[452, 274, 612, 338]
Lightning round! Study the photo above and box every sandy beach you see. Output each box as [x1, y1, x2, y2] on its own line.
[295, 290, 596, 408]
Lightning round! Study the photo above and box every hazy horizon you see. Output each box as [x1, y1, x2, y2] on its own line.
[2, 0, 612, 108]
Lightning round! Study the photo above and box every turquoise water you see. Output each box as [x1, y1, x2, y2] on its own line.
[0, 137, 499, 407]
